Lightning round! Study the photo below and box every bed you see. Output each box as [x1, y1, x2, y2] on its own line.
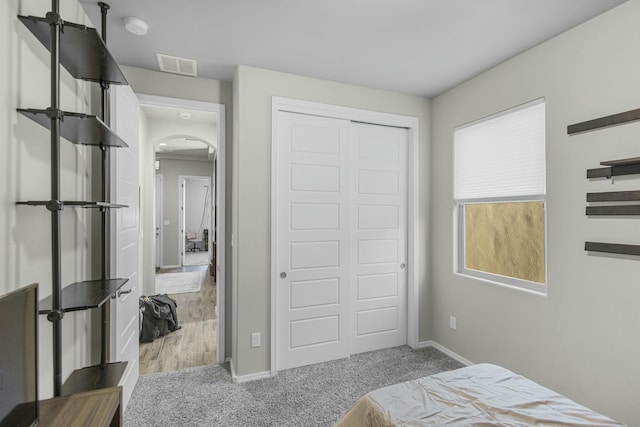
[334, 363, 624, 426]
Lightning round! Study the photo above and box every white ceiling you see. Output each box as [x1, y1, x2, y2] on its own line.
[80, 0, 625, 97]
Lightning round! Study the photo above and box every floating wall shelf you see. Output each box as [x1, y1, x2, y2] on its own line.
[586, 205, 640, 216]
[585, 242, 640, 256]
[586, 190, 640, 202]
[567, 108, 640, 135]
[586, 157, 640, 179]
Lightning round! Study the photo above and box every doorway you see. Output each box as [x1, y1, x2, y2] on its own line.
[136, 95, 226, 374]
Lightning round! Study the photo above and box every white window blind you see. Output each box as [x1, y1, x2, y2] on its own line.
[454, 100, 545, 201]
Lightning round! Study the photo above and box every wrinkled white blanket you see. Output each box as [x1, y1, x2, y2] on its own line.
[334, 363, 624, 426]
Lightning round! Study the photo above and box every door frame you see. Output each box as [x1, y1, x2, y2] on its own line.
[137, 94, 226, 365]
[270, 97, 420, 375]
[155, 174, 164, 270]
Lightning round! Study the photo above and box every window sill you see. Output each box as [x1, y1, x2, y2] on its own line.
[455, 270, 547, 297]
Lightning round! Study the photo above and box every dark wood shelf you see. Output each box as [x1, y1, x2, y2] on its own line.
[568, 108, 640, 135]
[585, 242, 640, 256]
[16, 201, 128, 209]
[62, 362, 128, 396]
[586, 205, 640, 216]
[586, 163, 640, 179]
[18, 15, 128, 85]
[587, 191, 640, 202]
[17, 109, 128, 148]
[600, 157, 640, 167]
[40, 386, 122, 427]
[39, 278, 128, 314]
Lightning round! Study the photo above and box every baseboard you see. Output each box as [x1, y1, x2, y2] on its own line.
[161, 264, 180, 269]
[232, 369, 272, 383]
[227, 357, 272, 383]
[416, 340, 474, 366]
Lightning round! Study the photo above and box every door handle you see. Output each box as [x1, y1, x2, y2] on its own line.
[400, 263, 406, 269]
[280, 272, 287, 279]
[118, 289, 132, 298]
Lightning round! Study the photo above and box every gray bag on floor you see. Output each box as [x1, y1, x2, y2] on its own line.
[139, 294, 180, 343]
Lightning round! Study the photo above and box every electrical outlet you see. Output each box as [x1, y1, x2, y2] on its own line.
[449, 316, 457, 330]
[251, 332, 261, 348]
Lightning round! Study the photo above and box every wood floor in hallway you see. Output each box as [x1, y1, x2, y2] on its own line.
[139, 264, 217, 374]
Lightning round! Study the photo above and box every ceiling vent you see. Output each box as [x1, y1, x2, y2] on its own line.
[156, 53, 198, 77]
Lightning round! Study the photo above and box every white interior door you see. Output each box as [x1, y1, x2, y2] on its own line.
[155, 174, 163, 269]
[276, 112, 351, 370]
[110, 85, 140, 410]
[351, 123, 407, 354]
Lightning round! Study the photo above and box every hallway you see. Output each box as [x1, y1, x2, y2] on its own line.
[139, 264, 217, 374]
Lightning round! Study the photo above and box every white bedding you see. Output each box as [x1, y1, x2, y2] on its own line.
[334, 363, 624, 426]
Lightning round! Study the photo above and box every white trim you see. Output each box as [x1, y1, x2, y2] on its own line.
[137, 94, 226, 365]
[155, 174, 164, 269]
[232, 370, 273, 384]
[161, 264, 180, 269]
[415, 341, 474, 366]
[270, 96, 420, 375]
[229, 358, 236, 379]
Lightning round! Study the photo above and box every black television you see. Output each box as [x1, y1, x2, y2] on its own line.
[0, 283, 39, 427]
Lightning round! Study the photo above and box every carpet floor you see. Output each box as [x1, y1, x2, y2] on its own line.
[125, 345, 464, 427]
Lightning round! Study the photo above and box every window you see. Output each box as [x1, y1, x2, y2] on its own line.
[454, 99, 546, 293]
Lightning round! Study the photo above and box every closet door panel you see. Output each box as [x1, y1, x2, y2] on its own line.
[351, 123, 408, 354]
[276, 112, 351, 371]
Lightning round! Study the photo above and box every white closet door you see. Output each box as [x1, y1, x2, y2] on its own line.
[351, 123, 407, 354]
[276, 112, 352, 370]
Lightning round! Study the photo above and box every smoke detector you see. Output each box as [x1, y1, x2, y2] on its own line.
[156, 53, 198, 77]
[123, 17, 148, 35]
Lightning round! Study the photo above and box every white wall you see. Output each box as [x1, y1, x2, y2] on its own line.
[429, 2, 639, 425]
[155, 159, 213, 267]
[232, 65, 431, 376]
[1, 0, 103, 399]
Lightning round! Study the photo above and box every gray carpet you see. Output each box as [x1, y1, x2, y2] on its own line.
[125, 345, 464, 427]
